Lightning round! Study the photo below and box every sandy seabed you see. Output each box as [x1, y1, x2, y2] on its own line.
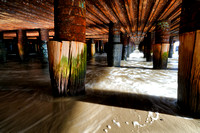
[0, 51, 200, 133]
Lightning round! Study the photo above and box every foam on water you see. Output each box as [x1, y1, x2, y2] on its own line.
[86, 50, 178, 99]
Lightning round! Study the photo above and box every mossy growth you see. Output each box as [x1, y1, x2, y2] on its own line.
[70, 44, 87, 85]
[53, 43, 87, 95]
[162, 52, 168, 61]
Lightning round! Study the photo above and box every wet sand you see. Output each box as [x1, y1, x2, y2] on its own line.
[0, 52, 200, 133]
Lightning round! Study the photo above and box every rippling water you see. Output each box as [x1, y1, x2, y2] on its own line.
[86, 50, 178, 99]
[0, 52, 199, 133]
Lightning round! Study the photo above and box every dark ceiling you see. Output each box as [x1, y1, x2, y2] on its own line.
[0, 0, 182, 42]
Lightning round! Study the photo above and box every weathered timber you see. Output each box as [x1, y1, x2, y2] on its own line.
[153, 43, 169, 69]
[87, 39, 95, 58]
[107, 22, 123, 67]
[87, 40, 91, 58]
[121, 33, 128, 61]
[17, 30, 26, 61]
[146, 32, 152, 62]
[40, 29, 49, 63]
[153, 20, 170, 69]
[145, 32, 153, 62]
[48, 0, 86, 96]
[127, 37, 131, 58]
[48, 41, 87, 96]
[178, 31, 200, 114]
[0, 32, 6, 62]
[168, 36, 174, 58]
[143, 38, 147, 58]
[99, 40, 103, 54]
[54, 0, 86, 42]
[91, 39, 96, 57]
[0, 0, 182, 40]
[95, 41, 100, 53]
[179, 0, 200, 34]
[178, 0, 200, 115]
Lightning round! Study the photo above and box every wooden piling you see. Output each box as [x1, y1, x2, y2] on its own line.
[0, 32, 6, 62]
[146, 32, 152, 62]
[91, 39, 96, 57]
[168, 36, 174, 58]
[40, 29, 49, 62]
[48, 41, 87, 96]
[107, 22, 123, 67]
[153, 21, 170, 69]
[48, 0, 86, 96]
[121, 33, 128, 60]
[17, 30, 26, 61]
[178, 0, 200, 114]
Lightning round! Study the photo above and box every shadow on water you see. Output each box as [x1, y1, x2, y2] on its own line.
[0, 56, 78, 133]
[119, 66, 178, 71]
[0, 53, 199, 132]
[74, 90, 199, 119]
[83, 53, 198, 118]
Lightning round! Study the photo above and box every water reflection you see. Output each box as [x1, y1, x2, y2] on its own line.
[2, 51, 199, 133]
[86, 51, 178, 99]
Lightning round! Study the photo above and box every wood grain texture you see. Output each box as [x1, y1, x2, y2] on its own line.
[189, 30, 200, 113]
[91, 43, 96, 57]
[153, 43, 169, 69]
[178, 31, 196, 110]
[54, 0, 86, 42]
[153, 43, 161, 68]
[47, 41, 87, 96]
[17, 30, 26, 61]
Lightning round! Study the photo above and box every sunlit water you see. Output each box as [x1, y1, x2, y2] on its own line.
[86, 50, 178, 99]
[1, 52, 199, 133]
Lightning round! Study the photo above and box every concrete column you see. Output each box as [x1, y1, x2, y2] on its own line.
[121, 33, 128, 61]
[168, 36, 174, 58]
[107, 22, 123, 67]
[40, 29, 49, 63]
[48, 0, 86, 96]
[153, 20, 170, 69]
[146, 32, 152, 62]
[0, 32, 6, 62]
[178, 0, 200, 114]
[17, 30, 26, 61]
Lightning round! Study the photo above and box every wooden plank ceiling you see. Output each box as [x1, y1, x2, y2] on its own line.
[0, 0, 182, 42]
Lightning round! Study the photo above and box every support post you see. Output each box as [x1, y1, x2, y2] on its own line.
[87, 40, 91, 58]
[127, 37, 131, 58]
[40, 29, 49, 63]
[143, 38, 147, 58]
[99, 40, 103, 54]
[121, 33, 128, 60]
[178, 0, 200, 114]
[107, 22, 123, 67]
[168, 36, 174, 58]
[91, 39, 96, 57]
[87, 39, 95, 58]
[0, 32, 6, 62]
[146, 32, 152, 62]
[17, 30, 26, 61]
[153, 21, 170, 69]
[95, 41, 99, 53]
[48, 0, 87, 96]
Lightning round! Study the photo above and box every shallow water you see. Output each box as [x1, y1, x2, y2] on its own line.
[0, 52, 200, 133]
[86, 51, 178, 99]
